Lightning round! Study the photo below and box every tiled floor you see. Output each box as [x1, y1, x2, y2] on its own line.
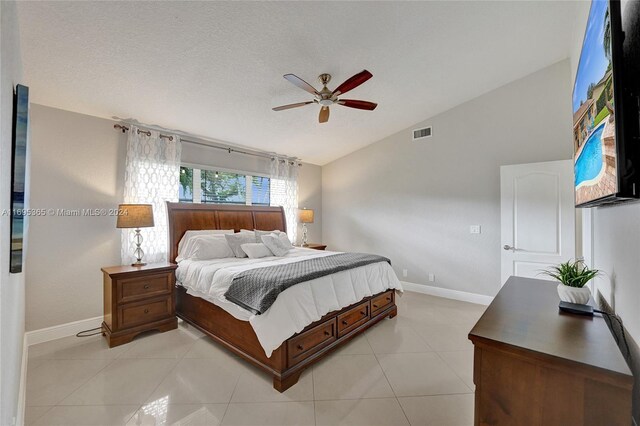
[25, 292, 485, 426]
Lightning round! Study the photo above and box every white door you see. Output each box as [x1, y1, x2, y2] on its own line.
[500, 160, 575, 285]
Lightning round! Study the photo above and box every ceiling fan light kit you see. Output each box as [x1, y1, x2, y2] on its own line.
[273, 70, 377, 123]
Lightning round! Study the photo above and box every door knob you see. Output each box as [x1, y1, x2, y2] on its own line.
[503, 245, 516, 251]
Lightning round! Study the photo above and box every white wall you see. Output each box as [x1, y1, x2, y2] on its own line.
[26, 106, 126, 331]
[0, 1, 26, 424]
[322, 60, 573, 297]
[297, 164, 322, 244]
[26, 104, 322, 331]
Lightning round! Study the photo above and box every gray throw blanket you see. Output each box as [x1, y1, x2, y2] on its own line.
[225, 253, 391, 315]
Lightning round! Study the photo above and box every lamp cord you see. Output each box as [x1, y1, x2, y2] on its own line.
[76, 327, 103, 337]
[594, 309, 631, 361]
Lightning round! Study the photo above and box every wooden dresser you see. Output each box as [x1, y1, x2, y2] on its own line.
[469, 276, 633, 425]
[102, 262, 178, 347]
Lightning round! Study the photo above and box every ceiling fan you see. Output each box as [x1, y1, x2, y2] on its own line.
[272, 70, 377, 123]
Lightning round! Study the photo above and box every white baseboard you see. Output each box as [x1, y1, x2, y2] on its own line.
[401, 281, 494, 305]
[25, 316, 102, 347]
[16, 335, 28, 426]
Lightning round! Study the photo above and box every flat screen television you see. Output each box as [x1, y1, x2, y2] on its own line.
[573, 0, 640, 207]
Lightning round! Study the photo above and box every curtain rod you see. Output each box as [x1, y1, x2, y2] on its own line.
[113, 124, 301, 166]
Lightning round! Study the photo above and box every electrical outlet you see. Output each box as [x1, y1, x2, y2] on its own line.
[428, 273, 435, 282]
[402, 269, 408, 278]
[470, 225, 481, 234]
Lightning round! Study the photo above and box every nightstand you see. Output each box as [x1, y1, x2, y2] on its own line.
[305, 243, 327, 251]
[101, 262, 177, 348]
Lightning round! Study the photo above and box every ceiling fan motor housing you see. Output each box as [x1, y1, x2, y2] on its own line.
[318, 73, 332, 86]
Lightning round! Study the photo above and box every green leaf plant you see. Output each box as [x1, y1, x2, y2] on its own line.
[540, 260, 599, 288]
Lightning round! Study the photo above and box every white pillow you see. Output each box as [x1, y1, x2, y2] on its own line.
[188, 236, 234, 260]
[225, 233, 258, 258]
[178, 234, 229, 261]
[278, 232, 293, 248]
[261, 233, 291, 257]
[177, 230, 233, 259]
[255, 230, 292, 248]
[240, 243, 274, 259]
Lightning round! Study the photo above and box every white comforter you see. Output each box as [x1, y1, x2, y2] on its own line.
[176, 248, 403, 357]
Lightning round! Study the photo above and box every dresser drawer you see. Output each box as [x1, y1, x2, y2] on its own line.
[371, 291, 394, 317]
[287, 319, 336, 367]
[117, 273, 172, 303]
[337, 301, 370, 337]
[118, 297, 172, 329]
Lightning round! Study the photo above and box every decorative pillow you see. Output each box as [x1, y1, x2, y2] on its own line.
[278, 232, 293, 248]
[189, 236, 234, 260]
[240, 243, 274, 259]
[177, 230, 233, 260]
[261, 233, 291, 257]
[225, 233, 258, 258]
[254, 229, 281, 240]
[255, 230, 293, 247]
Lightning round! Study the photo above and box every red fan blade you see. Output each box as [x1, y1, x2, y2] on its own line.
[272, 101, 314, 111]
[332, 70, 373, 96]
[319, 106, 330, 123]
[283, 74, 319, 95]
[337, 99, 378, 110]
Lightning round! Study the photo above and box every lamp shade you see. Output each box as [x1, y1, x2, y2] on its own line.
[116, 204, 154, 229]
[298, 208, 314, 224]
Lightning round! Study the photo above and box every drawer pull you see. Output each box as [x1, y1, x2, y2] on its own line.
[386, 297, 391, 301]
[342, 320, 348, 325]
[144, 309, 149, 314]
[297, 344, 304, 351]
[373, 304, 378, 308]
[144, 284, 150, 289]
[360, 311, 366, 315]
[324, 330, 331, 336]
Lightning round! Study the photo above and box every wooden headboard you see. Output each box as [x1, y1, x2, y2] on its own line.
[166, 202, 287, 263]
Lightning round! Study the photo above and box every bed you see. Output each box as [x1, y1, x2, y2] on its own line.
[167, 202, 401, 392]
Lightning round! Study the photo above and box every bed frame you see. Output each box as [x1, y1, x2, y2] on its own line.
[167, 202, 398, 392]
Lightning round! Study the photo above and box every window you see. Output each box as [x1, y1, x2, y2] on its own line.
[179, 166, 271, 206]
[201, 170, 246, 204]
[179, 167, 193, 202]
[251, 175, 270, 206]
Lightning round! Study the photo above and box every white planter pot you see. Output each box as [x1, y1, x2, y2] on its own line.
[557, 284, 591, 305]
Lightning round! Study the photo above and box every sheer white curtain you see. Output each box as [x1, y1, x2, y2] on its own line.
[270, 158, 299, 243]
[121, 126, 181, 264]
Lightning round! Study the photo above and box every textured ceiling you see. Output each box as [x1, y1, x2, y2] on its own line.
[17, 1, 577, 165]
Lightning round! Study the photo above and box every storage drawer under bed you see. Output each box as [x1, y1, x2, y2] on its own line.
[370, 290, 394, 317]
[287, 318, 337, 367]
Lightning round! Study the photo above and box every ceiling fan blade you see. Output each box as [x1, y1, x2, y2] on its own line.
[283, 74, 319, 95]
[272, 101, 314, 111]
[319, 106, 330, 123]
[337, 99, 378, 110]
[332, 70, 373, 96]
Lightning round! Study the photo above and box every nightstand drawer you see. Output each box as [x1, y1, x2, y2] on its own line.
[118, 297, 172, 329]
[117, 273, 172, 303]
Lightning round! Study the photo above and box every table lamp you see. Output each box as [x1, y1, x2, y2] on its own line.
[298, 208, 314, 247]
[116, 204, 154, 266]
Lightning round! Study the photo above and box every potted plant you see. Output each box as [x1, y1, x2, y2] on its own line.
[541, 260, 599, 305]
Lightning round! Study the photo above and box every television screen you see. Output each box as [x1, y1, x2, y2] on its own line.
[10, 84, 29, 273]
[573, 0, 618, 206]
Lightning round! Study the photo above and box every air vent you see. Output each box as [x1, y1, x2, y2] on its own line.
[412, 126, 432, 141]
